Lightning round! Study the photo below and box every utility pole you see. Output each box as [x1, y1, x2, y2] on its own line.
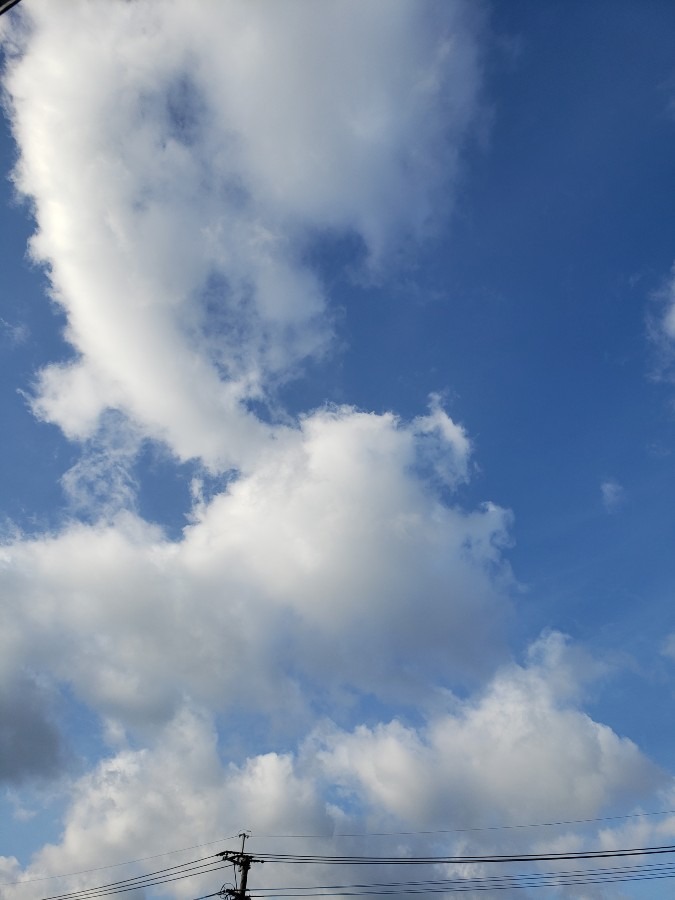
[219, 832, 262, 900]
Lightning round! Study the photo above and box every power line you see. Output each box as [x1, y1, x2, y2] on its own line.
[246, 870, 675, 895]
[8, 806, 675, 888]
[16, 841, 675, 900]
[32, 854, 233, 900]
[251, 805, 675, 839]
[6, 835, 675, 900]
[249, 860, 675, 895]
[251, 865, 675, 892]
[252, 842, 675, 865]
[0, 0, 22, 17]
[1, 837, 242, 888]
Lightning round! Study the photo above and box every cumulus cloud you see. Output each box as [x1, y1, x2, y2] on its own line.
[0, 708, 333, 900]
[1, 642, 667, 900]
[1, 4, 669, 898]
[315, 633, 661, 828]
[1, 0, 484, 470]
[0, 5, 517, 870]
[0, 404, 511, 731]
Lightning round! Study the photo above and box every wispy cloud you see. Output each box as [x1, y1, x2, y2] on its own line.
[601, 478, 625, 513]
[0, 316, 28, 345]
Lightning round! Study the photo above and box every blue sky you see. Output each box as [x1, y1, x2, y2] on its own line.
[2, 2, 675, 899]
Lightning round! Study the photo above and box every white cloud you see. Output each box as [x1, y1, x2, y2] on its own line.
[59, 412, 141, 520]
[660, 272, 675, 342]
[648, 266, 675, 382]
[661, 633, 675, 661]
[1, 5, 670, 895]
[600, 479, 624, 513]
[2, 0, 484, 470]
[1, 643, 666, 900]
[0, 317, 29, 346]
[316, 632, 661, 828]
[412, 393, 472, 487]
[1, 708, 333, 900]
[0, 404, 511, 729]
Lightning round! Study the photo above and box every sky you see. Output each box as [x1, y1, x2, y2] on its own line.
[2, 1, 675, 898]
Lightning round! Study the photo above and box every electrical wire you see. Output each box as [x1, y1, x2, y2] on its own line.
[1, 837, 242, 888]
[250, 805, 675, 839]
[5, 834, 675, 900]
[0, 0, 22, 17]
[30, 855, 232, 900]
[252, 842, 675, 865]
[15, 842, 675, 900]
[8, 807, 675, 888]
[249, 859, 675, 895]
